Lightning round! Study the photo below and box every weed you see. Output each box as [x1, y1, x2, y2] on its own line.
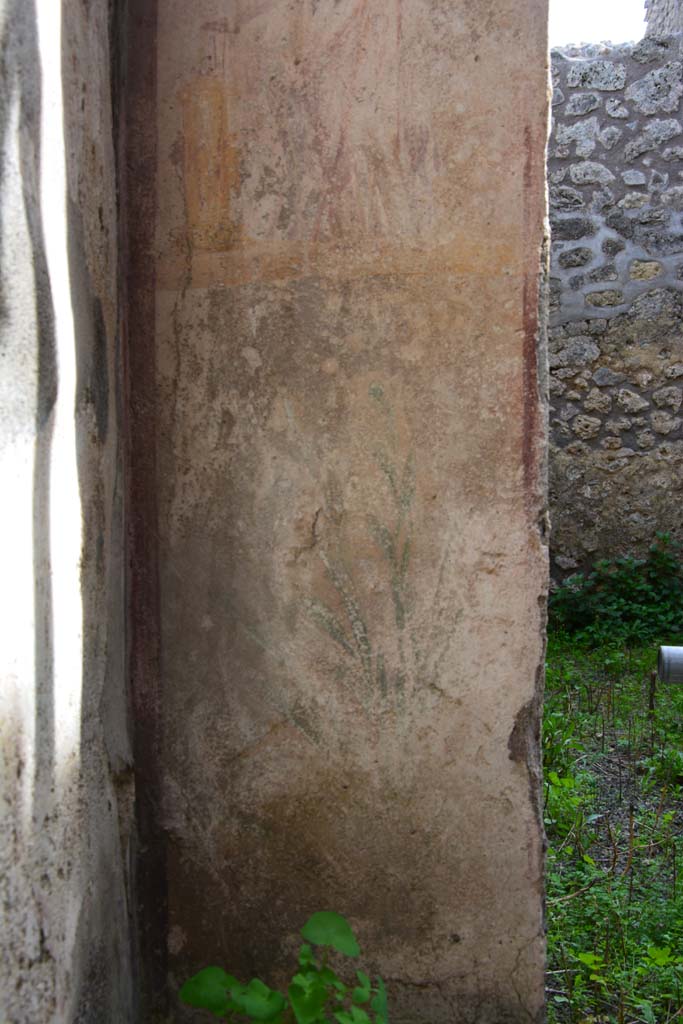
[545, 633, 683, 1023]
[549, 533, 683, 645]
[180, 912, 388, 1024]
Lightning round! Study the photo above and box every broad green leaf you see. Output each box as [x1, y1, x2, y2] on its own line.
[370, 978, 388, 1024]
[179, 967, 240, 1016]
[350, 1006, 371, 1024]
[289, 981, 328, 1024]
[335, 1013, 354, 1024]
[647, 945, 674, 965]
[577, 952, 603, 968]
[232, 978, 287, 1022]
[301, 912, 360, 957]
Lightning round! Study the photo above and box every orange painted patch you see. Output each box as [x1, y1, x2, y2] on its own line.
[180, 77, 241, 251]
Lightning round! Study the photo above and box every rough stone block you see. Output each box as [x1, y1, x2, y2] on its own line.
[636, 429, 657, 447]
[569, 161, 615, 184]
[629, 259, 664, 278]
[572, 414, 603, 439]
[622, 170, 647, 184]
[586, 289, 625, 306]
[551, 337, 601, 368]
[617, 389, 651, 412]
[550, 185, 585, 209]
[566, 92, 601, 115]
[605, 210, 635, 238]
[606, 415, 634, 431]
[661, 185, 683, 208]
[606, 97, 630, 117]
[625, 119, 682, 161]
[651, 410, 682, 432]
[625, 61, 683, 114]
[559, 246, 594, 268]
[584, 387, 613, 413]
[602, 237, 626, 255]
[618, 192, 649, 208]
[551, 215, 598, 240]
[588, 263, 618, 282]
[594, 367, 626, 386]
[632, 36, 674, 65]
[567, 60, 627, 91]
[600, 126, 623, 149]
[653, 385, 683, 409]
[556, 116, 601, 157]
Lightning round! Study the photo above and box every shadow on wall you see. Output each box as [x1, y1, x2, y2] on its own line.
[60, 0, 136, 1018]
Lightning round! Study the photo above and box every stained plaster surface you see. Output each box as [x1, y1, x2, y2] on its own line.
[0, 1, 133, 1021]
[150, 2, 549, 1021]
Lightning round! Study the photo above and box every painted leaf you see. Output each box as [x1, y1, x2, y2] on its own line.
[301, 912, 360, 957]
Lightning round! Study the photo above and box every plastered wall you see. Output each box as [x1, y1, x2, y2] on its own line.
[0, 3, 551, 1021]
[0, 1, 133, 1020]
[126, 2, 550, 1021]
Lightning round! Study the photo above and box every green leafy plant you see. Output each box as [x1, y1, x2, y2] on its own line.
[544, 632, 683, 1023]
[180, 912, 388, 1024]
[549, 533, 683, 644]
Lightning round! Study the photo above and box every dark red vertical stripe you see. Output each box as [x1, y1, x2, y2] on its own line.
[522, 122, 543, 513]
[117, 0, 167, 1016]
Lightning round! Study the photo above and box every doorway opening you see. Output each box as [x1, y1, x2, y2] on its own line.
[545, 1, 683, 1020]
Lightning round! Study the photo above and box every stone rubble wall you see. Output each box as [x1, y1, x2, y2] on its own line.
[549, 36, 683, 577]
[646, 0, 683, 36]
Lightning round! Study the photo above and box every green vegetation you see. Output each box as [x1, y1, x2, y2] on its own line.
[549, 533, 683, 646]
[180, 912, 387, 1024]
[546, 536, 683, 1023]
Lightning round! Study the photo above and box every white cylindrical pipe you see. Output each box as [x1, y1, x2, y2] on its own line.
[658, 646, 683, 683]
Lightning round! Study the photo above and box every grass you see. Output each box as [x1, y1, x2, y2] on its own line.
[544, 633, 683, 1023]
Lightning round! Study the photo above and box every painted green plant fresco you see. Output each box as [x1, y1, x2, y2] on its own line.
[305, 384, 423, 706]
